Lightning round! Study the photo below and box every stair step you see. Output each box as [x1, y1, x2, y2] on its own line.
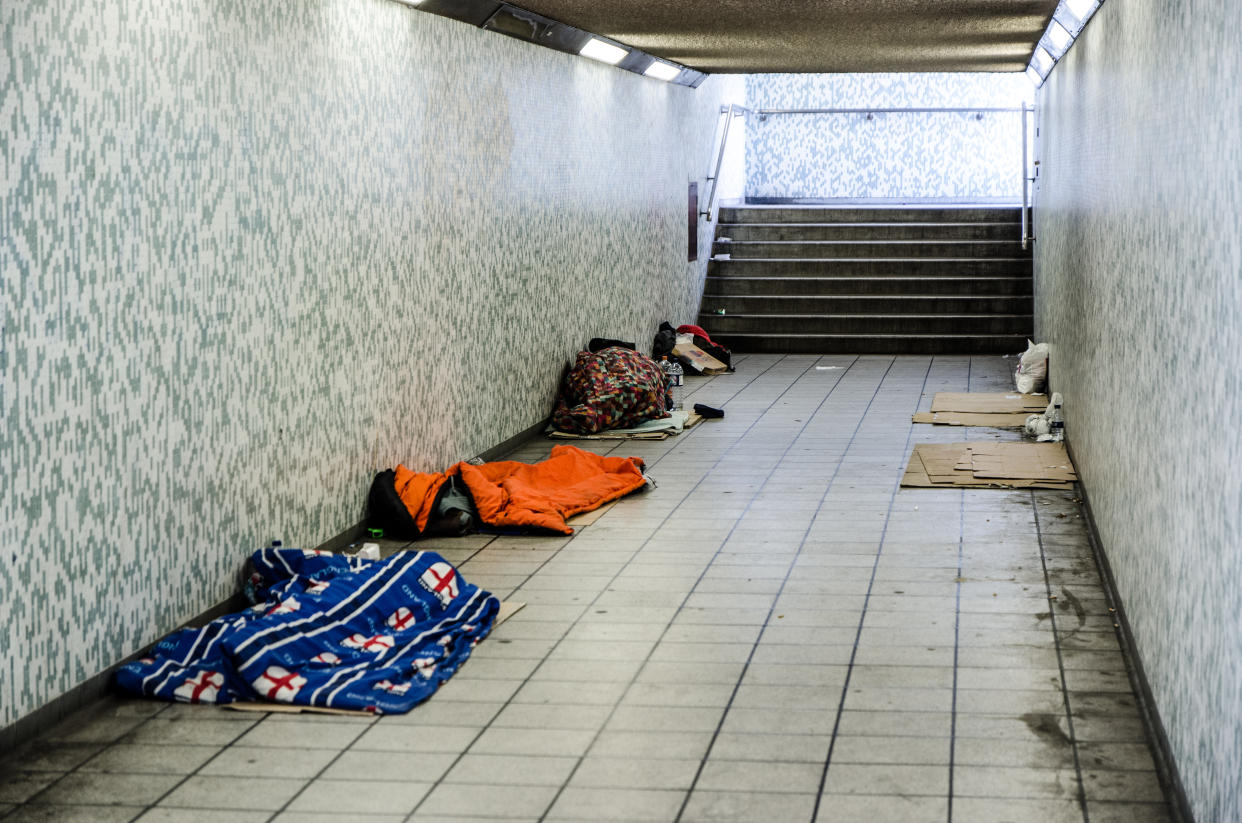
[704, 276, 1032, 297]
[700, 313, 1033, 335]
[708, 258, 1031, 276]
[717, 240, 1030, 259]
[705, 205, 1033, 354]
[719, 206, 1022, 223]
[709, 332, 1029, 355]
[700, 295, 1033, 314]
[718, 222, 1022, 241]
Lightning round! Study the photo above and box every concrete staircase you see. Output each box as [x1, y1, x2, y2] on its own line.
[699, 205, 1033, 354]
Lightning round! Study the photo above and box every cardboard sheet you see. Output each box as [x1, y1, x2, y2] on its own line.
[929, 392, 1048, 414]
[548, 430, 668, 441]
[912, 411, 1032, 428]
[901, 442, 1076, 490]
[548, 410, 703, 440]
[673, 342, 728, 375]
[967, 442, 1077, 481]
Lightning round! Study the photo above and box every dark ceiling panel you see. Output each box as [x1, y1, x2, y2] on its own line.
[510, 0, 1059, 73]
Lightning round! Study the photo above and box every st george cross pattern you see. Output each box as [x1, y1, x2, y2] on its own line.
[419, 562, 459, 606]
[252, 666, 307, 701]
[173, 671, 225, 703]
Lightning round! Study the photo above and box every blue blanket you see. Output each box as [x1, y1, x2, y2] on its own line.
[115, 548, 499, 714]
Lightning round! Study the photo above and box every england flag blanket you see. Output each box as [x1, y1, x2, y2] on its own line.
[115, 547, 499, 714]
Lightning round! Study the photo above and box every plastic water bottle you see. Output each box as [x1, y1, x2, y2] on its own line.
[658, 357, 673, 409]
[667, 358, 684, 411]
[1048, 396, 1064, 442]
[659, 356, 680, 412]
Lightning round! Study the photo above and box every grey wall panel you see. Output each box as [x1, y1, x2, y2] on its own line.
[0, 0, 738, 728]
[1033, 2, 1242, 820]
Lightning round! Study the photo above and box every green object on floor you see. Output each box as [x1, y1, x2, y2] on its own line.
[367, 527, 383, 539]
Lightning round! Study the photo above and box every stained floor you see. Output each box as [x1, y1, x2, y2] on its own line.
[0, 355, 1173, 823]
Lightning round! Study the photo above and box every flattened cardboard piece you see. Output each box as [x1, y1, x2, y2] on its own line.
[494, 601, 526, 625]
[672, 342, 727, 375]
[565, 500, 617, 527]
[548, 430, 668, 441]
[930, 392, 1048, 414]
[222, 600, 527, 717]
[912, 411, 1031, 428]
[901, 444, 1075, 490]
[914, 444, 973, 480]
[901, 455, 931, 486]
[224, 701, 372, 717]
[967, 442, 1077, 481]
[682, 411, 705, 429]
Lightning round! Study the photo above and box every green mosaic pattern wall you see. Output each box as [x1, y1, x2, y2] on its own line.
[1033, 2, 1242, 819]
[745, 73, 1032, 200]
[0, 0, 737, 727]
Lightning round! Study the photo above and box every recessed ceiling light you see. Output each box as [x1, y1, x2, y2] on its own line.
[1046, 19, 1073, 54]
[579, 38, 628, 65]
[1064, 0, 1097, 22]
[1031, 46, 1054, 75]
[643, 61, 681, 82]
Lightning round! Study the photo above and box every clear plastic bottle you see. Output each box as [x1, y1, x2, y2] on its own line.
[1048, 400, 1064, 442]
[667, 358, 684, 411]
[658, 356, 680, 412]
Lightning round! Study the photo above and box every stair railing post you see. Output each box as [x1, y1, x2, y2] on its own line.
[1021, 104, 1029, 250]
[702, 104, 739, 221]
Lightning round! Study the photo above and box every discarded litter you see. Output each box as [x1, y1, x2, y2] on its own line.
[1016, 340, 1049, 394]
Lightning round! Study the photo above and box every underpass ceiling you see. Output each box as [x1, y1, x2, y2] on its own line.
[512, 0, 1060, 73]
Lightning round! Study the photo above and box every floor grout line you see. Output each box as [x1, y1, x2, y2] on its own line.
[947, 354, 972, 822]
[1033, 489, 1092, 823]
[811, 354, 935, 822]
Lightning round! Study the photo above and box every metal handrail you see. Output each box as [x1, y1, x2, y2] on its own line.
[755, 106, 1026, 118]
[1022, 102, 1037, 250]
[1021, 103, 1030, 249]
[701, 103, 750, 220]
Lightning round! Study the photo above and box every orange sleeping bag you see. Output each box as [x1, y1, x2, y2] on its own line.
[391, 445, 646, 536]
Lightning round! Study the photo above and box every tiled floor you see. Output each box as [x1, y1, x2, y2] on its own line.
[1, 354, 1174, 822]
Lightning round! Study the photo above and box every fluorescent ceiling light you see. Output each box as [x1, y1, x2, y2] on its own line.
[392, 0, 423, 5]
[1026, 66, 1045, 87]
[1046, 19, 1073, 54]
[580, 38, 628, 65]
[1031, 46, 1054, 75]
[1064, 0, 1097, 23]
[643, 61, 681, 82]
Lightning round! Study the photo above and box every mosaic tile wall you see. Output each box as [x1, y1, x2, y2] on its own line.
[745, 73, 1033, 200]
[1033, 2, 1242, 819]
[0, 0, 740, 728]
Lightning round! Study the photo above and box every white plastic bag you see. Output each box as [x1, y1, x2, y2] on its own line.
[1015, 340, 1049, 394]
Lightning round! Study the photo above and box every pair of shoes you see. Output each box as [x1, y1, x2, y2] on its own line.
[693, 403, 724, 419]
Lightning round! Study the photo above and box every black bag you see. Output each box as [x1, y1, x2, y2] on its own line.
[652, 322, 677, 361]
[367, 469, 422, 540]
[367, 471, 478, 540]
[588, 337, 636, 353]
